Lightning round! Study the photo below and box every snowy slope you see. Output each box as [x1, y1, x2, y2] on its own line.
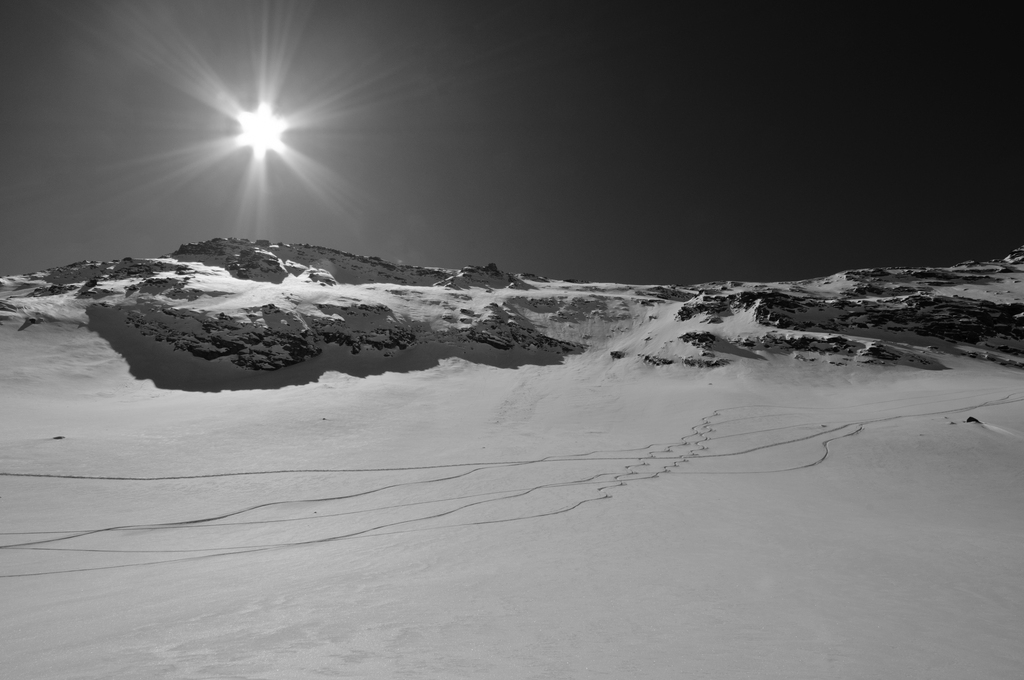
[2, 241, 1023, 679]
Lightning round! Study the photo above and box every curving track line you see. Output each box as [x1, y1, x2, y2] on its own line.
[1, 389, 1020, 577]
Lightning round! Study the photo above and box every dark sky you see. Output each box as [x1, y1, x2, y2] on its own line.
[0, 1, 1020, 284]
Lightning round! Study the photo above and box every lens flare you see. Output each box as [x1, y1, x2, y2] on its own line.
[88, 1, 371, 241]
[237, 104, 287, 159]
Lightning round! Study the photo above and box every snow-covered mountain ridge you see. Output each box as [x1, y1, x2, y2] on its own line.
[2, 237, 1023, 389]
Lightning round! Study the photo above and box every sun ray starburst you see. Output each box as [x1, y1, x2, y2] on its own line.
[80, 1, 382, 242]
[236, 104, 287, 159]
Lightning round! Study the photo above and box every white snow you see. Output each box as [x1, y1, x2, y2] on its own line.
[2, 245, 1024, 678]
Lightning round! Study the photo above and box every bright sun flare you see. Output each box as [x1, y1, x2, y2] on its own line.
[237, 104, 286, 158]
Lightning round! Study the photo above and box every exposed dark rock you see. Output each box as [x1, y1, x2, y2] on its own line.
[675, 283, 1023, 348]
[859, 343, 901, 362]
[1002, 246, 1024, 264]
[675, 294, 733, 321]
[682, 357, 730, 368]
[754, 333, 857, 355]
[679, 332, 717, 350]
[171, 238, 451, 286]
[29, 283, 78, 296]
[643, 286, 696, 302]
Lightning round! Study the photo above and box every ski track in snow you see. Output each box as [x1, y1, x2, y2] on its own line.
[2, 387, 1021, 578]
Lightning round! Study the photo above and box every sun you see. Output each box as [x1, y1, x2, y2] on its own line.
[237, 104, 287, 159]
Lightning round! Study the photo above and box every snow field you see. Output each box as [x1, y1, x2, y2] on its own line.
[2, 331, 1023, 677]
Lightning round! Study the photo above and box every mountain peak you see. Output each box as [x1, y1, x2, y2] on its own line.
[1004, 245, 1024, 264]
[169, 237, 453, 286]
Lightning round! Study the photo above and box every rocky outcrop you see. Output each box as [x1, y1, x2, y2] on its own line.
[678, 332, 717, 350]
[1003, 246, 1024, 265]
[436, 262, 533, 290]
[112, 302, 321, 370]
[87, 293, 581, 373]
[673, 284, 1023, 347]
[463, 303, 581, 353]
